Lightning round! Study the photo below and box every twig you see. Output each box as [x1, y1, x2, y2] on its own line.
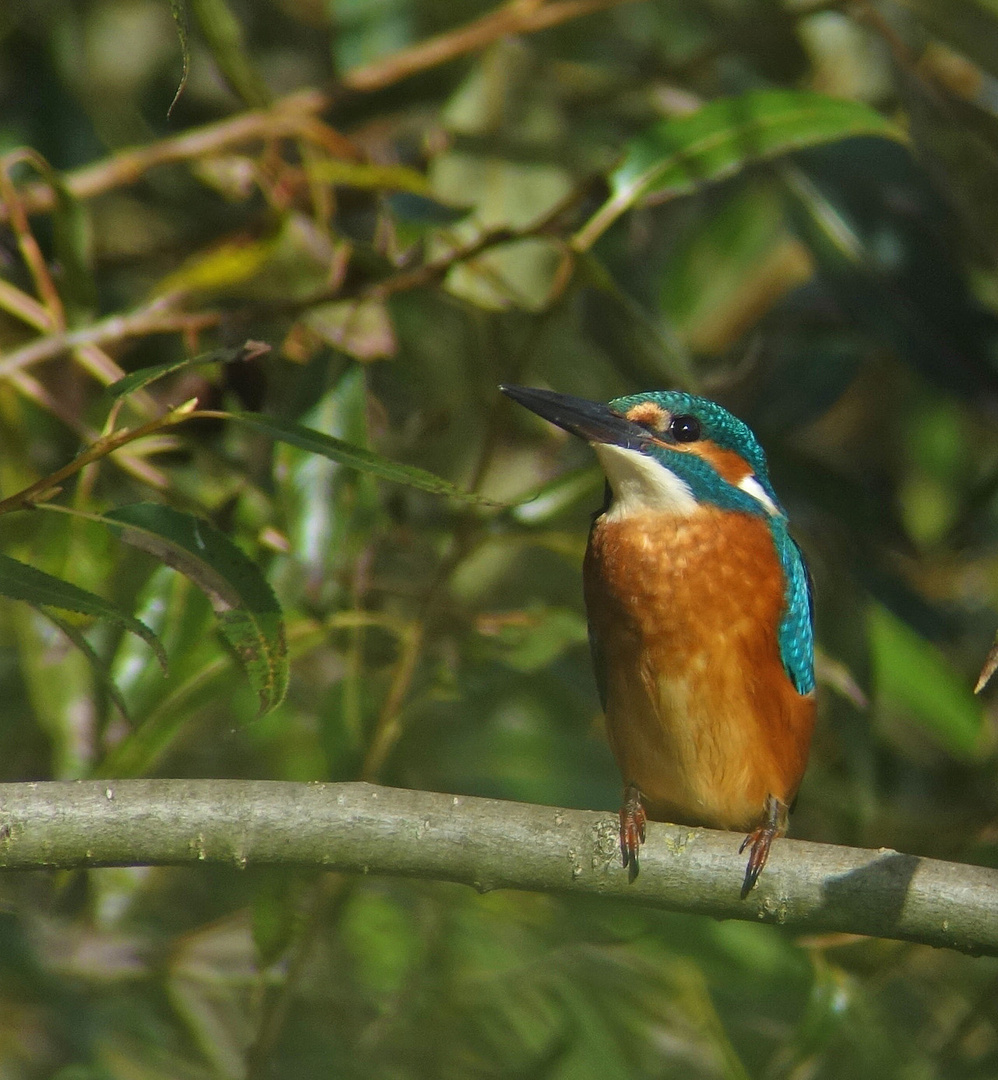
[2, 0, 643, 224]
[0, 401, 198, 516]
[1, 90, 340, 221]
[0, 779, 996, 957]
[0, 195, 579, 377]
[0, 302, 219, 379]
[340, 0, 646, 93]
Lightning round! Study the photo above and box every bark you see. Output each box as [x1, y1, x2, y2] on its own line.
[0, 779, 995, 956]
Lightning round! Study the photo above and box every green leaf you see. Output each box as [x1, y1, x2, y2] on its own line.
[231, 412, 505, 506]
[49, 176, 96, 324]
[189, 0, 271, 108]
[896, 0, 998, 82]
[869, 604, 983, 759]
[575, 90, 905, 249]
[44, 610, 133, 722]
[304, 159, 430, 195]
[106, 340, 271, 401]
[0, 553, 166, 670]
[105, 504, 288, 716]
[167, 0, 190, 118]
[303, 300, 396, 361]
[509, 465, 602, 526]
[477, 606, 589, 673]
[251, 870, 305, 966]
[975, 634, 998, 694]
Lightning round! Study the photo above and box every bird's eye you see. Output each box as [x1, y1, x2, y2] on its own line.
[669, 414, 701, 443]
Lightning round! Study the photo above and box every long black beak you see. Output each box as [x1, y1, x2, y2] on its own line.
[499, 385, 651, 452]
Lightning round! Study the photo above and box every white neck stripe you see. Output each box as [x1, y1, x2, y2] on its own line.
[737, 473, 781, 516]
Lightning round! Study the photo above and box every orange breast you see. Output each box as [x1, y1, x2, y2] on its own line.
[584, 506, 815, 831]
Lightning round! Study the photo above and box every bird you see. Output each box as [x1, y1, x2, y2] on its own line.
[500, 384, 816, 897]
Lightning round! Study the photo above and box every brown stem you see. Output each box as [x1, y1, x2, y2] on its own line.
[2, 0, 640, 224]
[0, 304, 220, 379]
[0, 403, 205, 516]
[340, 0, 646, 93]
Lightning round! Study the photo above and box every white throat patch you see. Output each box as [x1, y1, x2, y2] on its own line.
[594, 443, 697, 521]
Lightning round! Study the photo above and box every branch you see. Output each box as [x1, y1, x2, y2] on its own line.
[3, 0, 641, 222]
[339, 0, 644, 93]
[1, 90, 337, 221]
[1, 780, 995, 955]
[0, 302, 219, 379]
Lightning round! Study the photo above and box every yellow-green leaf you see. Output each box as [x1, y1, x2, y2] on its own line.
[106, 504, 287, 716]
[575, 90, 905, 250]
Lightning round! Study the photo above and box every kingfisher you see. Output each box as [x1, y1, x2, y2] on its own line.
[500, 384, 816, 897]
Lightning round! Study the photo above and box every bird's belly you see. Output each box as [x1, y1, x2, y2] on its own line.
[585, 507, 814, 831]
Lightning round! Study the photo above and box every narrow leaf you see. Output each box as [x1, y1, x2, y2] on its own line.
[189, 0, 271, 108]
[167, 0, 191, 118]
[575, 90, 905, 249]
[975, 635, 998, 694]
[45, 610, 133, 721]
[0, 553, 166, 669]
[107, 340, 271, 401]
[304, 160, 430, 195]
[870, 604, 983, 759]
[105, 503, 287, 715]
[49, 175, 96, 323]
[508, 465, 602, 526]
[231, 412, 505, 506]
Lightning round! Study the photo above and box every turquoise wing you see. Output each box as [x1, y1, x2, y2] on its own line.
[775, 529, 815, 695]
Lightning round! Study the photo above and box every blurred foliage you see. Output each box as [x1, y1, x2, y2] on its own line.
[4, 0, 998, 1076]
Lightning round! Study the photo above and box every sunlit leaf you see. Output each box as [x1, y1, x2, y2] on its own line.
[896, 0, 998, 81]
[44, 610, 133, 721]
[154, 235, 276, 296]
[305, 159, 430, 194]
[869, 604, 983, 759]
[231, 412, 505, 506]
[508, 465, 602, 526]
[575, 90, 905, 249]
[975, 635, 998, 694]
[475, 606, 589, 672]
[152, 215, 336, 302]
[303, 300, 396, 361]
[658, 181, 813, 352]
[615, 90, 902, 204]
[0, 553, 166, 669]
[189, 0, 270, 108]
[105, 504, 287, 716]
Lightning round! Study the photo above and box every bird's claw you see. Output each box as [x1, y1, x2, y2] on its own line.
[619, 784, 646, 883]
[738, 794, 788, 898]
[738, 825, 775, 898]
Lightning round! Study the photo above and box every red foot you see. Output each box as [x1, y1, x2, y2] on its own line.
[738, 825, 775, 898]
[738, 794, 788, 898]
[619, 784, 647, 883]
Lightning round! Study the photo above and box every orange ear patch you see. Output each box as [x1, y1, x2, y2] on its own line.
[625, 401, 668, 431]
[686, 442, 752, 485]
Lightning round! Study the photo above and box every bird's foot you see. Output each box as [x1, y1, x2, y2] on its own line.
[619, 784, 646, 883]
[738, 794, 788, 899]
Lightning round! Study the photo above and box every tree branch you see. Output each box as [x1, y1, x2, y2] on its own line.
[2, 0, 641, 222]
[1, 780, 995, 955]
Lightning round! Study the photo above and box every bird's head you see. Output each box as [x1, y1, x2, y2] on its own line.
[500, 385, 784, 521]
